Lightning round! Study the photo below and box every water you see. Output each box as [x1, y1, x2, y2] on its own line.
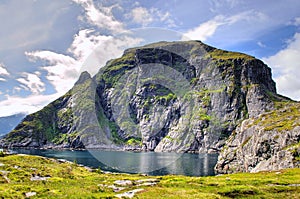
[11, 149, 218, 176]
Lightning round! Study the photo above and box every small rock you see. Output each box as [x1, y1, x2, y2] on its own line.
[115, 189, 144, 199]
[137, 182, 157, 186]
[57, 159, 72, 164]
[30, 175, 50, 181]
[288, 184, 300, 187]
[84, 166, 94, 172]
[135, 179, 159, 184]
[0, 163, 4, 167]
[25, 192, 36, 198]
[114, 180, 132, 186]
[275, 172, 281, 174]
[0, 170, 10, 183]
[107, 185, 125, 192]
[139, 173, 148, 176]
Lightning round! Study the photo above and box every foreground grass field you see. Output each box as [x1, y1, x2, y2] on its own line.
[0, 154, 299, 198]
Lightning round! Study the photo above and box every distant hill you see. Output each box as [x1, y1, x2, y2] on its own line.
[0, 113, 26, 136]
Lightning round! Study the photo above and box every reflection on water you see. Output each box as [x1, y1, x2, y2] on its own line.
[12, 149, 218, 176]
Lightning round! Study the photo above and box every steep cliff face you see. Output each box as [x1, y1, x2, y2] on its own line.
[0, 41, 292, 158]
[93, 41, 279, 153]
[215, 102, 300, 174]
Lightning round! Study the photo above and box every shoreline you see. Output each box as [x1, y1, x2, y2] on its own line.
[8, 147, 219, 177]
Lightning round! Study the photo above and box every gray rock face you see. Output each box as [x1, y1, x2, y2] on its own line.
[2, 40, 298, 174]
[93, 41, 278, 153]
[215, 103, 300, 174]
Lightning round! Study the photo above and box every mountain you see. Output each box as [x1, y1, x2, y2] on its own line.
[0, 113, 26, 136]
[0, 40, 299, 173]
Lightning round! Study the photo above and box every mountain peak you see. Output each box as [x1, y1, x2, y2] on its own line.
[1, 40, 299, 174]
[75, 71, 91, 85]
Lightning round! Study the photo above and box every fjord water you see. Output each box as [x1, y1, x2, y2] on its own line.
[12, 149, 218, 176]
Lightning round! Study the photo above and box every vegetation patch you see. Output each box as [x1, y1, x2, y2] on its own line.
[252, 102, 300, 132]
[126, 137, 142, 146]
[206, 49, 255, 61]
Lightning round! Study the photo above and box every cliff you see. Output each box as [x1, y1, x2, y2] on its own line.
[215, 102, 300, 173]
[1, 40, 299, 173]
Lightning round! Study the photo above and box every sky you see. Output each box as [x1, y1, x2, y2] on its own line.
[0, 0, 300, 117]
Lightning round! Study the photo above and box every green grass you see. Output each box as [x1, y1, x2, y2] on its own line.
[206, 49, 255, 61]
[252, 102, 300, 132]
[1, 154, 300, 198]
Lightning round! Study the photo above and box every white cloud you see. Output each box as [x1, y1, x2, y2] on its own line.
[72, 0, 124, 33]
[25, 29, 142, 95]
[211, 0, 241, 9]
[294, 17, 300, 26]
[0, 63, 9, 76]
[263, 33, 300, 101]
[80, 35, 143, 75]
[25, 50, 80, 95]
[130, 7, 153, 26]
[257, 41, 266, 48]
[68, 29, 112, 61]
[0, 93, 61, 117]
[183, 11, 267, 41]
[184, 15, 225, 41]
[287, 17, 300, 27]
[16, 72, 45, 95]
[129, 7, 175, 27]
[0, 78, 6, 82]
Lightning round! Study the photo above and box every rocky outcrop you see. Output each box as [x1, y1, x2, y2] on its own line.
[93, 41, 279, 153]
[215, 102, 300, 173]
[1, 40, 298, 173]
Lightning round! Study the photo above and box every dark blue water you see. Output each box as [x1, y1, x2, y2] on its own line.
[11, 149, 218, 176]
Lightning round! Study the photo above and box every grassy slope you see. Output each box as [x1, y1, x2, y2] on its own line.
[0, 154, 299, 198]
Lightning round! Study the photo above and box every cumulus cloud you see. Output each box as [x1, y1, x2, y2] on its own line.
[183, 11, 267, 41]
[0, 93, 61, 117]
[68, 29, 112, 61]
[289, 17, 300, 26]
[25, 50, 80, 95]
[25, 29, 108, 95]
[16, 72, 45, 95]
[263, 33, 300, 101]
[0, 63, 9, 82]
[0, 63, 9, 76]
[128, 6, 175, 27]
[79, 35, 143, 75]
[73, 0, 124, 33]
[184, 15, 225, 41]
[130, 7, 153, 26]
[25, 29, 142, 95]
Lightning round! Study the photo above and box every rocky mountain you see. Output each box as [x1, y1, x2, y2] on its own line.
[0, 40, 299, 173]
[0, 113, 26, 136]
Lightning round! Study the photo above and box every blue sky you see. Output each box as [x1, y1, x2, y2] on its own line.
[0, 0, 300, 117]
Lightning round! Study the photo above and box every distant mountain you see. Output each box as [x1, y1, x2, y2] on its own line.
[1, 40, 299, 174]
[0, 113, 26, 136]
